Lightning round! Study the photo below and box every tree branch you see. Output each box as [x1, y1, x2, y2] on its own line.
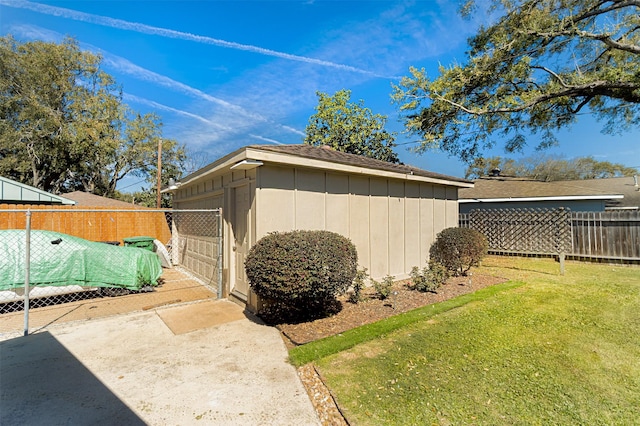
[572, 0, 640, 23]
[576, 30, 640, 54]
[434, 80, 640, 115]
[531, 66, 570, 87]
[571, 96, 594, 114]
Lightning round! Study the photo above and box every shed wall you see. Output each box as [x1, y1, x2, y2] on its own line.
[173, 168, 258, 301]
[256, 165, 459, 280]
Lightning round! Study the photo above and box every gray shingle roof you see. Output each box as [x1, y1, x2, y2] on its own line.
[560, 176, 640, 209]
[63, 191, 151, 209]
[459, 176, 636, 208]
[460, 178, 616, 199]
[248, 144, 472, 184]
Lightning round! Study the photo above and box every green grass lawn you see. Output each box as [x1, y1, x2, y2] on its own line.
[298, 256, 640, 425]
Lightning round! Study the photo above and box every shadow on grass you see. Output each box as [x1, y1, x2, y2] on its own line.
[483, 263, 560, 276]
[481, 256, 564, 276]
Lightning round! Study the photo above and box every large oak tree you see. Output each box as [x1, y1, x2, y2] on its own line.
[392, 0, 640, 162]
[0, 36, 185, 197]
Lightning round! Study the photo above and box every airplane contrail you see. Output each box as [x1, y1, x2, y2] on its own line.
[249, 134, 285, 145]
[103, 55, 247, 114]
[7, 21, 308, 141]
[122, 94, 229, 129]
[1, 0, 384, 77]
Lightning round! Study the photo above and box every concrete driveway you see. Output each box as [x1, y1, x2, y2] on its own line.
[0, 300, 320, 425]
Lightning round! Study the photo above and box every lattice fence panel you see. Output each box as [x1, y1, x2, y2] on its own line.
[469, 208, 571, 255]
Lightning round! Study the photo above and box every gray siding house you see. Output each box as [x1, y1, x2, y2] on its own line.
[459, 177, 625, 214]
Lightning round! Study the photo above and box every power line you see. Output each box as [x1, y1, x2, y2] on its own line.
[118, 179, 147, 190]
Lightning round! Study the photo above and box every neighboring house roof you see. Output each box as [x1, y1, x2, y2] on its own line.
[63, 191, 149, 209]
[175, 144, 473, 190]
[459, 176, 624, 204]
[0, 176, 76, 205]
[558, 176, 640, 210]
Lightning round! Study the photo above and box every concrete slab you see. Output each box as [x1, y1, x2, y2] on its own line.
[0, 305, 320, 425]
[157, 300, 247, 335]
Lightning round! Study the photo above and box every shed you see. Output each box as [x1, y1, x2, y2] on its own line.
[0, 176, 76, 205]
[170, 145, 472, 310]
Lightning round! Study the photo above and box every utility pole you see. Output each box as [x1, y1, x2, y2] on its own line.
[156, 138, 162, 208]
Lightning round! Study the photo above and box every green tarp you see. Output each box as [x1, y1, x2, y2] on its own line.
[0, 230, 162, 291]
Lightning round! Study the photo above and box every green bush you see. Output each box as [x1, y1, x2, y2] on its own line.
[409, 261, 449, 292]
[349, 268, 368, 304]
[430, 227, 488, 276]
[373, 275, 394, 300]
[245, 230, 358, 322]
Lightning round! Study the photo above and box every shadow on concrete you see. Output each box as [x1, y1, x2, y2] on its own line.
[0, 332, 145, 426]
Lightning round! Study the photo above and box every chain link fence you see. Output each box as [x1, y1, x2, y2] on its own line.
[0, 209, 222, 340]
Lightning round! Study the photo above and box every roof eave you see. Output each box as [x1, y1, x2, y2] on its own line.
[174, 146, 473, 189]
[0, 176, 77, 205]
[244, 147, 473, 187]
[459, 194, 624, 203]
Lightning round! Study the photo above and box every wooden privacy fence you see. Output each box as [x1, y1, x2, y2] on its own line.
[460, 208, 640, 263]
[572, 211, 640, 261]
[0, 204, 172, 244]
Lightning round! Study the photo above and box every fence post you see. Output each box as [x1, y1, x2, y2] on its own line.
[171, 213, 180, 266]
[23, 210, 31, 336]
[217, 209, 223, 299]
[559, 252, 565, 276]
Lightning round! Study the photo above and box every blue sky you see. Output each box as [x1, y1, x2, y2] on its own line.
[1, 0, 638, 193]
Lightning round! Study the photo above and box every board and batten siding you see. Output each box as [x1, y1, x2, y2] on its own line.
[173, 169, 259, 210]
[256, 165, 459, 280]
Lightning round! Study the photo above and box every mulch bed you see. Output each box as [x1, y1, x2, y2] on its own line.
[277, 273, 507, 348]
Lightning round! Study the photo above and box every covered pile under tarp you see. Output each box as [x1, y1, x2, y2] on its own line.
[0, 230, 162, 291]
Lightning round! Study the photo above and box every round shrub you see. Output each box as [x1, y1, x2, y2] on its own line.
[245, 230, 358, 322]
[429, 227, 488, 276]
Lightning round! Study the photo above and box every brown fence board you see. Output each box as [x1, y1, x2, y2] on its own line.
[571, 211, 640, 260]
[0, 206, 171, 244]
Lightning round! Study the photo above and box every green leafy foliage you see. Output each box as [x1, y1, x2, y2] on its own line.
[392, 0, 640, 162]
[430, 227, 488, 276]
[348, 268, 369, 304]
[305, 89, 400, 163]
[0, 36, 185, 196]
[372, 275, 395, 300]
[409, 261, 449, 293]
[245, 230, 358, 323]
